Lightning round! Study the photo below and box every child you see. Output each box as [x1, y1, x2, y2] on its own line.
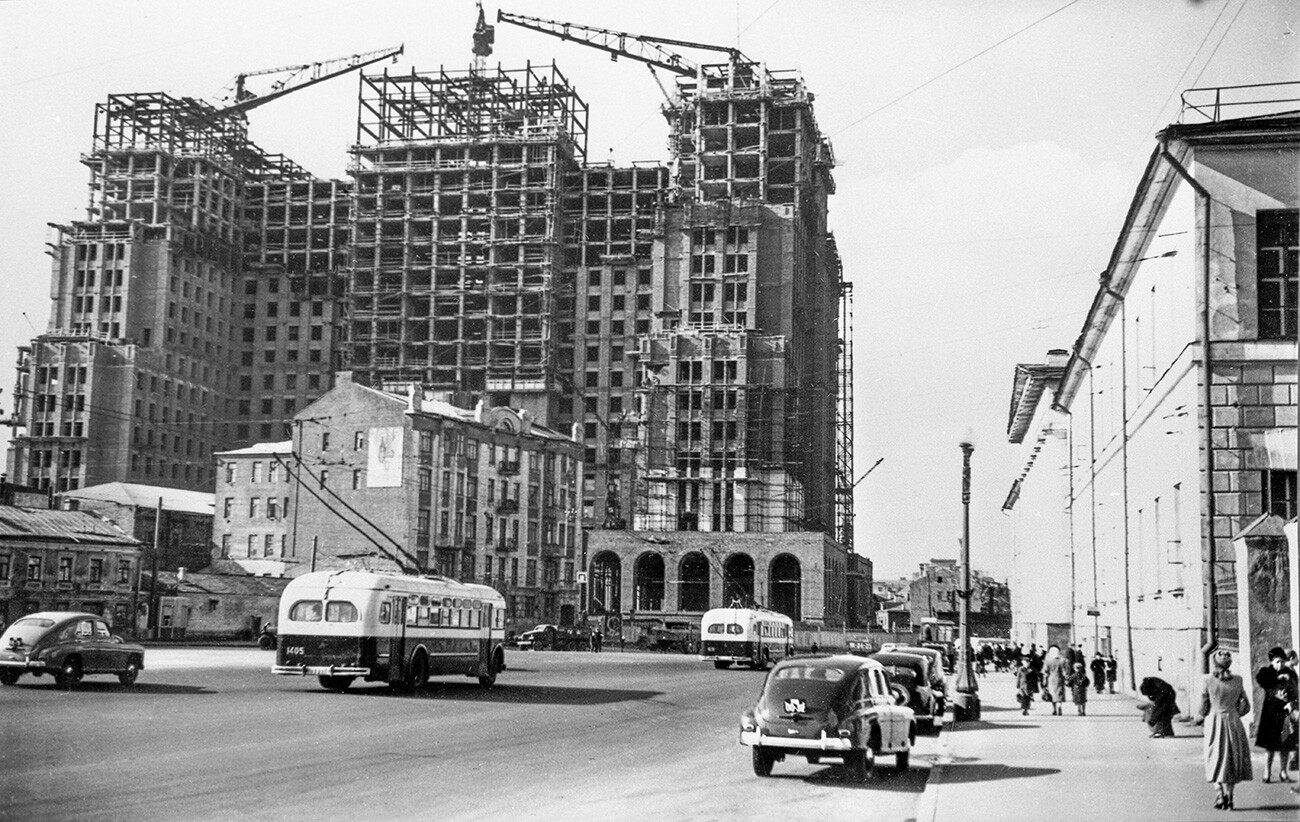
[1015, 658, 1037, 716]
[1067, 661, 1090, 716]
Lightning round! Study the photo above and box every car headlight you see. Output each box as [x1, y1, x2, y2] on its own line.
[741, 707, 758, 732]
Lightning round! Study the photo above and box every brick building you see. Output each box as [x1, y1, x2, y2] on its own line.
[285, 372, 584, 633]
[211, 441, 295, 577]
[59, 482, 214, 575]
[907, 559, 1011, 640]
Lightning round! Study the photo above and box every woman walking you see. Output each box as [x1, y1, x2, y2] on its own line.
[1195, 650, 1253, 810]
[1255, 646, 1298, 782]
[1015, 657, 1038, 715]
[1042, 644, 1068, 716]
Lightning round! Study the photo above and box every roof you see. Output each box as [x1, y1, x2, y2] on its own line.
[214, 440, 293, 457]
[0, 506, 140, 546]
[1006, 360, 1066, 443]
[62, 482, 214, 516]
[151, 571, 291, 598]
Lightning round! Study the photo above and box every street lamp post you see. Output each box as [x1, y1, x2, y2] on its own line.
[952, 441, 981, 721]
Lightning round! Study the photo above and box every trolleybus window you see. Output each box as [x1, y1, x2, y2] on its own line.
[289, 600, 323, 621]
[325, 601, 358, 622]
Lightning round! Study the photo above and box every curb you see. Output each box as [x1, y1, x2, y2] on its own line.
[912, 710, 956, 822]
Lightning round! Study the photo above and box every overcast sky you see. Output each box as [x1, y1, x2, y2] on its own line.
[1, 0, 1294, 580]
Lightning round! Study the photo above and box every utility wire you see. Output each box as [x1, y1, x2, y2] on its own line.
[832, 0, 1085, 136]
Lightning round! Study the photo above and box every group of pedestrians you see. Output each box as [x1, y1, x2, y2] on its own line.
[1012, 642, 1115, 716]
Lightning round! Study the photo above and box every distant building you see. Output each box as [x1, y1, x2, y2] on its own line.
[907, 559, 1010, 640]
[59, 482, 214, 575]
[286, 372, 584, 634]
[211, 441, 295, 577]
[0, 505, 141, 628]
[144, 569, 289, 641]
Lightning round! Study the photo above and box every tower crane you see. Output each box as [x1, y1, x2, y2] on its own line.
[495, 10, 749, 78]
[219, 44, 405, 117]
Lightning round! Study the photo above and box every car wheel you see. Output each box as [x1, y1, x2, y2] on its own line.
[0, 669, 19, 686]
[896, 749, 910, 770]
[257, 634, 275, 651]
[751, 747, 775, 777]
[713, 661, 732, 669]
[846, 748, 873, 781]
[56, 658, 82, 690]
[889, 683, 909, 706]
[118, 657, 141, 687]
[318, 675, 354, 692]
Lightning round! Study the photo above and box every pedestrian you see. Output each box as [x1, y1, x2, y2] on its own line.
[1255, 646, 1297, 783]
[1138, 676, 1180, 738]
[1066, 662, 1090, 716]
[1105, 653, 1118, 694]
[1042, 644, 1068, 716]
[1194, 649, 1253, 810]
[1090, 651, 1107, 695]
[1015, 657, 1038, 715]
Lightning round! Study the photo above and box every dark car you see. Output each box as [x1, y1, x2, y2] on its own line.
[894, 645, 950, 714]
[0, 612, 146, 688]
[739, 655, 915, 780]
[870, 651, 939, 731]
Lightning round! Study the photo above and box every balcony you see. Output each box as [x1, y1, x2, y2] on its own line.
[497, 460, 519, 475]
[494, 538, 518, 553]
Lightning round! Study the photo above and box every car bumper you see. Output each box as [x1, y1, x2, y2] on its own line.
[739, 730, 854, 752]
[0, 658, 46, 671]
[272, 664, 370, 677]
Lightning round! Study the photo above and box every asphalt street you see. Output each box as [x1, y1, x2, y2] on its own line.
[0, 648, 939, 821]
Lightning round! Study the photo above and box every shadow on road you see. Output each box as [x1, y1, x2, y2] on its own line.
[762, 761, 930, 793]
[937, 762, 1060, 783]
[947, 720, 1041, 731]
[6, 681, 211, 695]
[338, 680, 664, 706]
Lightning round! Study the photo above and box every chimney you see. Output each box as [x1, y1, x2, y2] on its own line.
[1045, 349, 1069, 367]
[177, 567, 186, 583]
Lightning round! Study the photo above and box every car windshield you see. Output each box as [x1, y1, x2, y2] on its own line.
[761, 665, 849, 710]
[2, 617, 57, 648]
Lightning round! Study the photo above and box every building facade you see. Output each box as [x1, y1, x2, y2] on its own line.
[1002, 100, 1298, 708]
[280, 372, 584, 633]
[907, 559, 1011, 640]
[0, 505, 141, 628]
[59, 482, 214, 575]
[211, 442, 295, 577]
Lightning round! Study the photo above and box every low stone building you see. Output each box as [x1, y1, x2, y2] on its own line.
[145, 569, 289, 640]
[584, 530, 861, 641]
[0, 504, 141, 629]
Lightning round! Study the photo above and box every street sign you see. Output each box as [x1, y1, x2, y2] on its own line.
[576, 572, 587, 584]
[1086, 609, 1100, 617]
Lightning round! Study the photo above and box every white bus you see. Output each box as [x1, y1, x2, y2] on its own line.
[271, 570, 507, 692]
[699, 606, 794, 669]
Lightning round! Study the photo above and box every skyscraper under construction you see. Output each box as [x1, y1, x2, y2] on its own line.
[6, 12, 852, 552]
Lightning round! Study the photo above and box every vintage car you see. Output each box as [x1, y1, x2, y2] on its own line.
[869, 651, 940, 731]
[739, 655, 916, 780]
[515, 623, 592, 651]
[0, 612, 146, 688]
[894, 645, 951, 714]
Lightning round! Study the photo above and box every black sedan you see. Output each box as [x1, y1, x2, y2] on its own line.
[869, 651, 940, 731]
[0, 612, 146, 688]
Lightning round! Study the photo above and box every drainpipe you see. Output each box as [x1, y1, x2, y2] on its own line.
[1108, 292, 1137, 693]
[1160, 144, 1217, 671]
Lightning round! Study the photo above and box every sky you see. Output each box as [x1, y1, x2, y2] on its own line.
[0, 0, 1295, 581]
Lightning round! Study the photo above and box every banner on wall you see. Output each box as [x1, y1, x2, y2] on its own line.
[367, 426, 403, 487]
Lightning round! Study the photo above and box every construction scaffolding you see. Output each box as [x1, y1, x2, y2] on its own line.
[348, 65, 589, 421]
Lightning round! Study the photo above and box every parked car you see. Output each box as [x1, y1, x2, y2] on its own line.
[0, 612, 146, 689]
[516, 623, 591, 651]
[894, 645, 950, 715]
[869, 651, 939, 731]
[739, 655, 915, 780]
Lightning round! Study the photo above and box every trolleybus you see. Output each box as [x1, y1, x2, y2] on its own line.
[699, 606, 793, 669]
[271, 570, 507, 691]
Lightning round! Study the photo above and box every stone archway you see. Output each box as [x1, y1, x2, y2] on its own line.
[678, 552, 711, 612]
[634, 552, 665, 611]
[591, 551, 621, 614]
[722, 553, 755, 607]
[769, 554, 801, 621]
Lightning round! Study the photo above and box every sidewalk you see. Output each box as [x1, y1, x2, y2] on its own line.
[915, 672, 1300, 822]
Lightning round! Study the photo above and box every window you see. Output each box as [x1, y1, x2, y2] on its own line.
[267, 497, 279, 519]
[354, 431, 365, 450]
[27, 556, 42, 580]
[252, 461, 263, 483]
[325, 601, 359, 622]
[117, 560, 130, 583]
[352, 469, 362, 490]
[0, 555, 8, 581]
[249, 498, 262, 518]
[247, 535, 257, 557]
[264, 535, 275, 557]
[221, 534, 231, 558]
[89, 558, 103, 582]
[289, 600, 323, 621]
[321, 432, 330, 450]
[58, 557, 73, 582]
[1263, 469, 1298, 520]
[223, 497, 233, 518]
[225, 463, 236, 484]
[1257, 210, 1298, 339]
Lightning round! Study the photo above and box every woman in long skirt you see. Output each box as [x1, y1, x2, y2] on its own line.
[1196, 650, 1253, 810]
[1254, 646, 1298, 782]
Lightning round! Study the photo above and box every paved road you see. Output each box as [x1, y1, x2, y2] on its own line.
[0, 648, 938, 821]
